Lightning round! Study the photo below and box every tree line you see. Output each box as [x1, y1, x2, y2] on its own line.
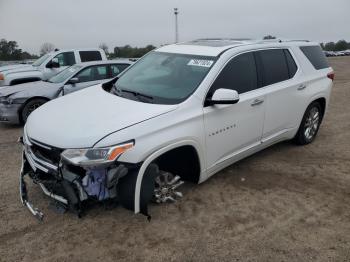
[98, 43, 156, 58]
[1, 37, 350, 61]
[262, 36, 350, 51]
[320, 40, 350, 51]
[0, 39, 38, 61]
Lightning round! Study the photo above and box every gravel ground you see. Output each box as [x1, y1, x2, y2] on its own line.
[0, 57, 349, 262]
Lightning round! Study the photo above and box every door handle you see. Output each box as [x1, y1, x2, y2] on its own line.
[251, 99, 264, 106]
[297, 84, 307, 90]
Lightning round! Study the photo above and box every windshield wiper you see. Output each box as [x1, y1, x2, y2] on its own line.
[112, 86, 154, 103]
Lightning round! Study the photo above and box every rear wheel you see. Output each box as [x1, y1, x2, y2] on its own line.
[21, 98, 48, 123]
[294, 102, 323, 145]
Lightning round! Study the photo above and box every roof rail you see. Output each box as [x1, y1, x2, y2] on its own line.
[192, 38, 252, 42]
[257, 39, 310, 44]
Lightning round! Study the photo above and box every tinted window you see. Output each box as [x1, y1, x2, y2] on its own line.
[110, 64, 130, 77]
[209, 52, 257, 96]
[95, 65, 108, 80]
[300, 46, 329, 70]
[54, 52, 76, 66]
[79, 51, 102, 62]
[284, 50, 297, 77]
[258, 49, 289, 86]
[75, 67, 94, 82]
[49, 65, 82, 83]
[75, 65, 109, 82]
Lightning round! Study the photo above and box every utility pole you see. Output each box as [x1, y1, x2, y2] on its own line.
[174, 8, 179, 43]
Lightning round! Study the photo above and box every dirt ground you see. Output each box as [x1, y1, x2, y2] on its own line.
[0, 57, 349, 262]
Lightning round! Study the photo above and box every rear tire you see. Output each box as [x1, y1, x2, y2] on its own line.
[294, 102, 323, 145]
[21, 98, 48, 123]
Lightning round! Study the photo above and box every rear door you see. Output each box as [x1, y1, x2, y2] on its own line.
[257, 48, 305, 141]
[203, 52, 266, 172]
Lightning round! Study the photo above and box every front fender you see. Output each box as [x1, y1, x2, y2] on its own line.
[132, 140, 205, 214]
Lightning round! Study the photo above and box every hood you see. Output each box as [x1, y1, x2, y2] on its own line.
[0, 81, 62, 98]
[25, 85, 178, 148]
[0, 64, 38, 76]
[0, 81, 62, 99]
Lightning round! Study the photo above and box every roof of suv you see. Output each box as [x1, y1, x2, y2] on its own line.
[157, 38, 317, 57]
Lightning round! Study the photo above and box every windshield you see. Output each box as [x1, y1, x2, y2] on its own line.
[48, 64, 82, 83]
[113, 51, 217, 104]
[32, 54, 50, 67]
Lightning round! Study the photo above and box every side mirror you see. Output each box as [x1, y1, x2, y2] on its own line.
[206, 88, 240, 106]
[67, 77, 79, 85]
[47, 58, 60, 68]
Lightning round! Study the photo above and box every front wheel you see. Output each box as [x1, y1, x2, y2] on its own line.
[21, 98, 48, 123]
[294, 102, 323, 145]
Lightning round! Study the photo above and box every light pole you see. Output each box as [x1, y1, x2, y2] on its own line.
[174, 8, 179, 43]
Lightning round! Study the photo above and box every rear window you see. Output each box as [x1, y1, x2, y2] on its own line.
[258, 49, 290, 86]
[300, 46, 329, 70]
[284, 50, 298, 77]
[79, 51, 102, 62]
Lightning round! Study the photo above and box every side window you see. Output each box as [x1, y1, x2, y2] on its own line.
[284, 50, 298, 78]
[258, 49, 289, 86]
[79, 51, 102, 62]
[54, 52, 76, 66]
[94, 65, 108, 80]
[110, 64, 130, 77]
[300, 46, 329, 70]
[209, 52, 258, 96]
[75, 67, 94, 83]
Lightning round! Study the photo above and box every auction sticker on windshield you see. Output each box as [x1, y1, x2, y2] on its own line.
[187, 59, 214, 68]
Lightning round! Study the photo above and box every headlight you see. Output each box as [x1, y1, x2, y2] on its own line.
[0, 96, 12, 105]
[61, 141, 134, 166]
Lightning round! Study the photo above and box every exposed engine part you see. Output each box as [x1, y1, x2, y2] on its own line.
[38, 183, 68, 204]
[61, 167, 88, 201]
[153, 171, 184, 203]
[82, 168, 109, 200]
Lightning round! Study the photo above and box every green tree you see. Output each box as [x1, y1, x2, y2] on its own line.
[0, 39, 37, 61]
[334, 40, 348, 51]
[324, 42, 336, 51]
[111, 45, 156, 58]
[263, 35, 276, 40]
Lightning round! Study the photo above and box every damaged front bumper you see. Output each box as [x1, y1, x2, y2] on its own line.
[19, 136, 132, 221]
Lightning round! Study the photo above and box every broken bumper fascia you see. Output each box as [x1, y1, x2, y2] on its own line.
[19, 152, 45, 220]
[19, 136, 136, 221]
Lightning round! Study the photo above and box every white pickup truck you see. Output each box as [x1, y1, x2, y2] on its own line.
[0, 48, 107, 87]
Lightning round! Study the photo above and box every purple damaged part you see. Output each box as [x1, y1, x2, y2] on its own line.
[82, 168, 109, 200]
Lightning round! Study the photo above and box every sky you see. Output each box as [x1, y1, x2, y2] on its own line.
[0, 0, 349, 55]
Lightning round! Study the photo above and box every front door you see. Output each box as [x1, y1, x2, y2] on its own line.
[203, 52, 266, 173]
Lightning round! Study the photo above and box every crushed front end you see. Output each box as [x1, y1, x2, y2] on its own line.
[19, 129, 136, 220]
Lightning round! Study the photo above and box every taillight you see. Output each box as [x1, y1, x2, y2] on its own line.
[0, 74, 4, 81]
[327, 72, 335, 81]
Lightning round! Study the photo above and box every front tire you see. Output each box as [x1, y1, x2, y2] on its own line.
[294, 102, 323, 145]
[21, 98, 48, 123]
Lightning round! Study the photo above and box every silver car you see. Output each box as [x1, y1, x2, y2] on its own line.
[0, 60, 132, 124]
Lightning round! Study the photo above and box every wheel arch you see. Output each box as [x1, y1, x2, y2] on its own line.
[307, 95, 327, 118]
[18, 96, 51, 123]
[133, 140, 204, 214]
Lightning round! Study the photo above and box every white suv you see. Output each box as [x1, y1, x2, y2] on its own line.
[20, 39, 334, 220]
